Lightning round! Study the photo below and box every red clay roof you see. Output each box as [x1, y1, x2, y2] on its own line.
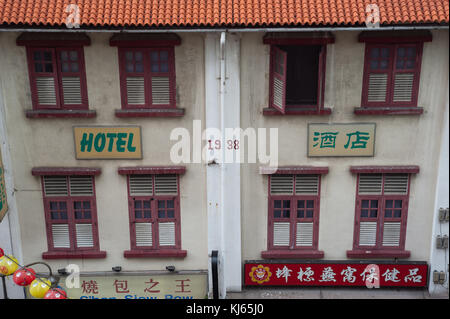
[0, 0, 448, 28]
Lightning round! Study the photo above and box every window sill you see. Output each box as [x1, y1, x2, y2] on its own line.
[42, 251, 106, 259]
[263, 107, 332, 116]
[354, 107, 424, 115]
[261, 250, 324, 259]
[346, 249, 411, 259]
[26, 109, 96, 118]
[115, 108, 185, 118]
[124, 249, 187, 258]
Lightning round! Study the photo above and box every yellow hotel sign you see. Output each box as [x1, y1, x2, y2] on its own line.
[308, 123, 376, 157]
[74, 126, 142, 159]
[0, 148, 8, 222]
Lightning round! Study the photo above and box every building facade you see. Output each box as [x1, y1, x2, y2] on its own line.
[0, 0, 448, 299]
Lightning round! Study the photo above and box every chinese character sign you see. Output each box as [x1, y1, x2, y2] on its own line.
[308, 123, 376, 157]
[245, 263, 427, 288]
[0, 148, 8, 222]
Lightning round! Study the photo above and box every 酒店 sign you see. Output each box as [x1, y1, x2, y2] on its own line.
[0, 148, 8, 222]
[245, 262, 428, 288]
[73, 126, 142, 159]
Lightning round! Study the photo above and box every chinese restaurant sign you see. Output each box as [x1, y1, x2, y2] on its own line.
[73, 126, 142, 159]
[28, 273, 207, 299]
[0, 148, 7, 222]
[245, 262, 427, 288]
[308, 123, 376, 157]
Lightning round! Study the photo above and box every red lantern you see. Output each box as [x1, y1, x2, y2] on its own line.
[0, 248, 4, 257]
[13, 268, 36, 286]
[44, 288, 67, 299]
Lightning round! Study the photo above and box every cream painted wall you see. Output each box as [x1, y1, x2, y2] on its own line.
[0, 32, 208, 272]
[240, 30, 449, 261]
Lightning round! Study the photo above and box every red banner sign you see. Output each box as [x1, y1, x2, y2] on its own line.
[244, 262, 428, 288]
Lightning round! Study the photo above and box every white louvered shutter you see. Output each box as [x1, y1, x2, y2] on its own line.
[126, 77, 146, 105]
[129, 175, 153, 196]
[151, 77, 170, 105]
[158, 222, 176, 246]
[154, 175, 178, 195]
[75, 223, 94, 247]
[359, 221, 377, 246]
[392, 73, 414, 102]
[273, 222, 290, 247]
[384, 174, 409, 195]
[36, 77, 58, 105]
[69, 176, 94, 196]
[43, 176, 68, 196]
[61, 77, 82, 105]
[296, 222, 313, 247]
[358, 174, 382, 195]
[135, 222, 153, 247]
[271, 46, 287, 114]
[295, 175, 319, 195]
[51, 224, 71, 248]
[367, 73, 388, 103]
[382, 222, 401, 247]
[270, 175, 294, 195]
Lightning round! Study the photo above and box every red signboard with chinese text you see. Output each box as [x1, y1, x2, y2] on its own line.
[244, 262, 428, 288]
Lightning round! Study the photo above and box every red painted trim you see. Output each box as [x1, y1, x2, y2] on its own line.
[118, 166, 186, 175]
[123, 249, 187, 258]
[261, 250, 324, 259]
[109, 34, 181, 47]
[346, 249, 411, 258]
[17, 33, 91, 47]
[25, 109, 97, 118]
[42, 251, 106, 259]
[263, 37, 335, 45]
[354, 107, 424, 115]
[115, 108, 184, 117]
[32, 167, 101, 176]
[263, 107, 332, 116]
[260, 166, 329, 175]
[358, 34, 432, 43]
[350, 166, 420, 174]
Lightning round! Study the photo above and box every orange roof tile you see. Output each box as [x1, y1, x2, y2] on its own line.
[0, 0, 448, 28]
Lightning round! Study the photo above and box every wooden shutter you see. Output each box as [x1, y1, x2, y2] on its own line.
[391, 44, 421, 106]
[57, 49, 86, 106]
[296, 222, 313, 247]
[126, 77, 146, 105]
[270, 175, 294, 195]
[129, 175, 153, 196]
[154, 175, 178, 195]
[392, 73, 414, 102]
[364, 46, 392, 106]
[69, 176, 94, 196]
[75, 223, 94, 247]
[358, 174, 382, 195]
[43, 176, 68, 196]
[382, 222, 401, 246]
[270, 46, 287, 114]
[158, 222, 176, 246]
[359, 221, 377, 246]
[384, 174, 409, 195]
[135, 222, 153, 247]
[367, 73, 388, 102]
[273, 222, 290, 246]
[29, 48, 59, 108]
[151, 77, 170, 105]
[51, 224, 71, 248]
[295, 175, 319, 195]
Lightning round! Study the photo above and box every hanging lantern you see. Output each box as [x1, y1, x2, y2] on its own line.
[13, 268, 36, 286]
[29, 278, 51, 298]
[44, 287, 67, 299]
[0, 248, 4, 257]
[0, 255, 19, 275]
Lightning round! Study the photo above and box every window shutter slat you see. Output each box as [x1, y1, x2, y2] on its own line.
[126, 77, 145, 105]
[296, 222, 313, 247]
[359, 221, 377, 246]
[129, 175, 153, 196]
[367, 73, 388, 102]
[393, 73, 414, 102]
[154, 175, 178, 195]
[135, 222, 153, 247]
[36, 77, 57, 105]
[62, 77, 82, 105]
[382, 222, 401, 246]
[384, 174, 409, 194]
[51, 224, 70, 248]
[271, 46, 287, 114]
[75, 223, 94, 247]
[69, 176, 93, 196]
[43, 176, 68, 196]
[270, 175, 294, 195]
[295, 175, 319, 195]
[151, 77, 170, 105]
[273, 222, 290, 246]
[158, 222, 176, 246]
[358, 174, 382, 195]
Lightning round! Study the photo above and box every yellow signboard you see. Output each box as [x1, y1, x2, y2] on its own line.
[74, 126, 142, 159]
[0, 148, 8, 222]
[308, 123, 376, 157]
[27, 273, 208, 299]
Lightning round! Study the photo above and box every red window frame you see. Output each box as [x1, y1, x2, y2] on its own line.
[352, 173, 410, 252]
[126, 174, 182, 252]
[118, 47, 176, 109]
[40, 175, 101, 254]
[266, 175, 322, 252]
[361, 42, 423, 108]
[26, 46, 89, 110]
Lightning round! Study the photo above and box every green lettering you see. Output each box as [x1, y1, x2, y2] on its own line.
[116, 133, 127, 152]
[94, 133, 106, 152]
[127, 133, 136, 152]
[106, 133, 117, 152]
[80, 133, 93, 152]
